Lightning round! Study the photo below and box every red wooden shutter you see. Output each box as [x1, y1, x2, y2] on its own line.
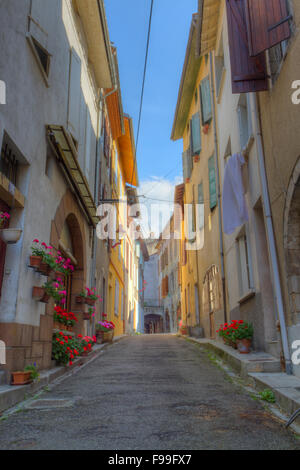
[245, 0, 291, 57]
[0, 200, 10, 296]
[226, 0, 268, 94]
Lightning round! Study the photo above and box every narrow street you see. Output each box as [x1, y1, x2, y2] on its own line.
[0, 335, 298, 451]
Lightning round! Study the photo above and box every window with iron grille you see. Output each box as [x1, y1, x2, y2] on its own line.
[0, 133, 19, 187]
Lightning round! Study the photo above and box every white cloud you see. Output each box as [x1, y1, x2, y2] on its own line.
[137, 175, 182, 239]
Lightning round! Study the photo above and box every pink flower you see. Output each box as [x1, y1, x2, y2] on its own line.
[33, 239, 39, 243]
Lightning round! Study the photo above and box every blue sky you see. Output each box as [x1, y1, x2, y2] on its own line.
[105, 0, 197, 191]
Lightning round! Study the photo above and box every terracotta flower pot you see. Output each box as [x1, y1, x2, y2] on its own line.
[32, 286, 46, 300]
[236, 338, 252, 354]
[83, 312, 91, 321]
[180, 326, 188, 336]
[11, 371, 32, 386]
[39, 263, 52, 276]
[97, 329, 114, 343]
[29, 255, 42, 269]
[76, 296, 85, 304]
[86, 298, 96, 306]
[53, 321, 65, 330]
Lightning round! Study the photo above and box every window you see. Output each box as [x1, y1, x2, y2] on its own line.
[237, 94, 252, 150]
[114, 279, 119, 316]
[236, 227, 254, 296]
[244, 0, 291, 57]
[269, 40, 289, 83]
[198, 182, 204, 231]
[200, 76, 212, 125]
[0, 135, 19, 186]
[182, 148, 193, 182]
[215, 36, 225, 98]
[121, 289, 124, 321]
[208, 155, 217, 210]
[190, 112, 201, 155]
[225, 0, 268, 94]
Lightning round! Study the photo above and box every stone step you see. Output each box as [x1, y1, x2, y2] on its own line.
[248, 372, 300, 419]
[181, 336, 282, 377]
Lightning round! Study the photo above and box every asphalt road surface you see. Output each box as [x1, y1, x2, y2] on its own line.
[0, 335, 299, 450]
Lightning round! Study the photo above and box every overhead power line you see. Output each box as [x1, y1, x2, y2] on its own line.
[130, 0, 154, 187]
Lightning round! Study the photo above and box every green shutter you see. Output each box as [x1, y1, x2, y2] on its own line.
[208, 156, 217, 210]
[182, 150, 188, 181]
[191, 113, 201, 155]
[182, 149, 193, 181]
[200, 76, 212, 125]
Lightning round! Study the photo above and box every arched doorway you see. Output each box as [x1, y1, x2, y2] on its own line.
[144, 314, 163, 334]
[284, 161, 300, 326]
[49, 190, 86, 336]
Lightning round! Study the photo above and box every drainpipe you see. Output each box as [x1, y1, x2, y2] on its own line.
[250, 92, 292, 375]
[209, 52, 228, 324]
[89, 91, 104, 335]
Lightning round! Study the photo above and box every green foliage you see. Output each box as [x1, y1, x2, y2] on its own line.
[259, 389, 276, 403]
[24, 364, 40, 382]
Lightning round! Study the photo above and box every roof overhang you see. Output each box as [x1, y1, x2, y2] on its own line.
[196, 0, 222, 57]
[73, 0, 114, 89]
[104, 47, 125, 140]
[47, 125, 99, 227]
[171, 13, 202, 141]
[118, 115, 138, 187]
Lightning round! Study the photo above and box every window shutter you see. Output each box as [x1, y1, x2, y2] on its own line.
[198, 182, 205, 230]
[114, 279, 119, 316]
[191, 113, 201, 155]
[182, 150, 188, 181]
[226, 0, 268, 94]
[208, 156, 217, 210]
[200, 77, 212, 125]
[187, 148, 193, 179]
[245, 0, 291, 57]
[68, 48, 82, 137]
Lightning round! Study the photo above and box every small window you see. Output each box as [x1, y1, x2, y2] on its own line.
[236, 227, 253, 296]
[27, 34, 51, 86]
[269, 40, 289, 84]
[208, 155, 217, 211]
[32, 37, 50, 75]
[237, 94, 252, 150]
[200, 76, 212, 125]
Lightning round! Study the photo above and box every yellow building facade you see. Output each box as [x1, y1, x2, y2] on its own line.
[172, 14, 224, 338]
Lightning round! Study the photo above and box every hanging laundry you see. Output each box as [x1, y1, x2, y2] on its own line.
[222, 153, 248, 235]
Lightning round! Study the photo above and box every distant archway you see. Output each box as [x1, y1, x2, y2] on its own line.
[144, 314, 163, 334]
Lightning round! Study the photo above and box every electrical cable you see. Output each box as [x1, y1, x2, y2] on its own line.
[130, 0, 154, 187]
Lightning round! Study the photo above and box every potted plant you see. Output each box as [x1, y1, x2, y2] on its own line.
[52, 332, 81, 366]
[54, 252, 74, 278]
[234, 321, 253, 354]
[29, 239, 46, 269]
[43, 279, 67, 305]
[76, 291, 87, 304]
[11, 369, 33, 385]
[53, 306, 78, 331]
[78, 335, 96, 355]
[96, 318, 115, 343]
[0, 211, 22, 245]
[84, 287, 101, 306]
[217, 323, 237, 349]
[24, 363, 40, 382]
[32, 286, 49, 303]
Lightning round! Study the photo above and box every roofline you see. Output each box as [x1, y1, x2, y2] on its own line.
[171, 13, 198, 141]
[97, 0, 115, 87]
